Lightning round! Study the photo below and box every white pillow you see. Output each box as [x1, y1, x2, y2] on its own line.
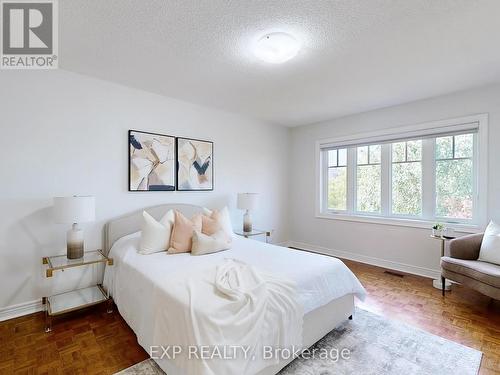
[191, 230, 231, 256]
[478, 221, 500, 265]
[203, 206, 235, 238]
[139, 210, 174, 255]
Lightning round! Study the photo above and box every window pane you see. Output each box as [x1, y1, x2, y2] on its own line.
[436, 136, 453, 159]
[392, 142, 406, 162]
[369, 145, 381, 164]
[328, 167, 347, 210]
[338, 148, 347, 166]
[357, 165, 381, 213]
[436, 159, 473, 219]
[407, 140, 422, 161]
[455, 134, 473, 158]
[357, 146, 368, 165]
[392, 162, 422, 215]
[328, 150, 337, 167]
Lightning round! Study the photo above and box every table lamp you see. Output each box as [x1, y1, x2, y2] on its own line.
[237, 193, 259, 233]
[53, 196, 95, 259]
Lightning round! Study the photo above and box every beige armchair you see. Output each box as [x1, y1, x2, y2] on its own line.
[440, 233, 500, 300]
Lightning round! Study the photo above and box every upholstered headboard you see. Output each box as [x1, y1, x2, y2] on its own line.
[103, 203, 204, 255]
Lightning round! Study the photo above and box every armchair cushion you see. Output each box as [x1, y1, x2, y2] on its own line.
[441, 257, 500, 288]
[449, 233, 483, 260]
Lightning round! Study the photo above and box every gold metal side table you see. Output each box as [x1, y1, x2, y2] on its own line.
[430, 235, 454, 292]
[42, 250, 113, 332]
[234, 229, 271, 243]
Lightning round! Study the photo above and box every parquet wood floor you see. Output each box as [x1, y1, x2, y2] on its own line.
[0, 306, 148, 374]
[343, 260, 500, 375]
[0, 260, 498, 374]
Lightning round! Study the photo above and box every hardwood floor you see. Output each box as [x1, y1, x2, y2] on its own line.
[0, 306, 148, 374]
[343, 260, 500, 375]
[0, 260, 499, 374]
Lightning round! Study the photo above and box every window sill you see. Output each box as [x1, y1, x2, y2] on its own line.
[316, 212, 481, 234]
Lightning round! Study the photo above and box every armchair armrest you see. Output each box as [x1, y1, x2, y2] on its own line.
[449, 233, 484, 260]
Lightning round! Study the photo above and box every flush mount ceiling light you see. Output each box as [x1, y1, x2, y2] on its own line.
[254, 32, 300, 64]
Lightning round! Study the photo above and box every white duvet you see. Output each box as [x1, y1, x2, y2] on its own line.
[104, 233, 366, 375]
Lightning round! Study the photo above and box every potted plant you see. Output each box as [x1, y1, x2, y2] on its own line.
[432, 223, 444, 237]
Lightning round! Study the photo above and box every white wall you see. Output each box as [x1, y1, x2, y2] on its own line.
[2, 69, 499, 318]
[289, 84, 500, 277]
[0, 70, 290, 314]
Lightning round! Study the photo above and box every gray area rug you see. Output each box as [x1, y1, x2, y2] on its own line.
[115, 308, 482, 375]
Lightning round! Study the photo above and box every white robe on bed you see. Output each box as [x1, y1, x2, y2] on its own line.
[153, 258, 303, 375]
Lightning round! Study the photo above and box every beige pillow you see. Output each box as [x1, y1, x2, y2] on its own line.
[203, 206, 234, 239]
[191, 230, 231, 256]
[139, 210, 174, 255]
[202, 210, 222, 236]
[168, 210, 202, 254]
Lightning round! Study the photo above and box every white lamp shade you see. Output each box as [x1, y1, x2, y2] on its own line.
[53, 196, 95, 223]
[237, 193, 259, 211]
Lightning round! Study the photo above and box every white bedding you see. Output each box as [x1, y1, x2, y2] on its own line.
[103, 233, 366, 375]
[152, 258, 303, 375]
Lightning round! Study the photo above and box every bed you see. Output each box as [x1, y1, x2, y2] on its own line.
[102, 204, 366, 375]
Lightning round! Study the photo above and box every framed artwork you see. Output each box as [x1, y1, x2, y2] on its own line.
[176, 137, 214, 191]
[128, 130, 176, 191]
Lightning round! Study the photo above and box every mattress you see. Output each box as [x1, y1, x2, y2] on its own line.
[104, 232, 365, 316]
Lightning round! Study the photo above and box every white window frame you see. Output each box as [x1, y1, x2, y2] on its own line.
[315, 114, 488, 233]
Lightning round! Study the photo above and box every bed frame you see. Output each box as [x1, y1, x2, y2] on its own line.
[104, 203, 355, 375]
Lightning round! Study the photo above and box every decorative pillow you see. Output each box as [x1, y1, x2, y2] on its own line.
[478, 221, 500, 265]
[139, 210, 174, 255]
[168, 211, 202, 254]
[202, 212, 222, 236]
[202, 206, 235, 239]
[191, 230, 231, 256]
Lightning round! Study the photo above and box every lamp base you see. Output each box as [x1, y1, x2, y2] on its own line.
[243, 211, 252, 233]
[67, 224, 84, 259]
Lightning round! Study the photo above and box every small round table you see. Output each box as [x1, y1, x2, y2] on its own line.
[430, 235, 454, 291]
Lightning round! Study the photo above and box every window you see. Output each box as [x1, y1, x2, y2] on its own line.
[435, 134, 474, 219]
[356, 145, 381, 213]
[327, 149, 347, 210]
[391, 140, 422, 216]
[317, 115, 487, 229]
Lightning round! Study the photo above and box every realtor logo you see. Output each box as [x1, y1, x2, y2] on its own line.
[1, 0, 58, 69]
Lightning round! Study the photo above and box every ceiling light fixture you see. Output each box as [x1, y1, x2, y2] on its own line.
[254, 32, 300, 64]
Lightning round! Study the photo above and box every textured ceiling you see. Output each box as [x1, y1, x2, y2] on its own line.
[60, 0, 500, 126]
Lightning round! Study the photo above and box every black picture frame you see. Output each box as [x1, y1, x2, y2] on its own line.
[176, 137, 214, 191]
[128, 129, 176, 192]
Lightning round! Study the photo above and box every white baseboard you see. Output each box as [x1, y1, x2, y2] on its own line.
[0, 299, 44, 322]
[288, 241, 441, 280]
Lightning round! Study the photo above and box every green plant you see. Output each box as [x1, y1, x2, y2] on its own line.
[432, 223, 444, 230]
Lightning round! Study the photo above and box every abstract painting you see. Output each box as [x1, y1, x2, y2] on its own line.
[176, 137, 214, 191]
[129, 130, 175, 191]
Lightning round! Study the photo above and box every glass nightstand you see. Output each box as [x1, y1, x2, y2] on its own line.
[42, 249, 113, 277]
[42, 250, 113, 332]
[234, 229, 271, 243]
